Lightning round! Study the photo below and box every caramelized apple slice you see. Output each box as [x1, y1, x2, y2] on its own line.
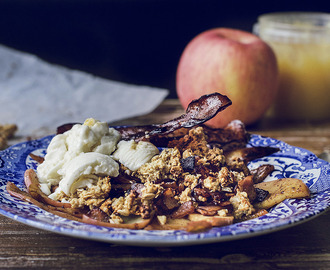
[24, 169, 71, 208]
[254, 178, 310, 209]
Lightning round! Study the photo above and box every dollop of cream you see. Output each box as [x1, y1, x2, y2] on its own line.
[113, 140, 159, 171]
[36, 118, 121, 197]
[58, 152, 119, 195]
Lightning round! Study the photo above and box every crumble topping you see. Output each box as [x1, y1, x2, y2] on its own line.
[134, 147, 183, 183]
[69, 176, 112, 209]
[61, 125, 252, 223]
[230, 190, 255, 219]
[34, 120, 260, 226]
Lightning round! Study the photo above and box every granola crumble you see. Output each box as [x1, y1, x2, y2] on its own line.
[0, 124, 17, 150]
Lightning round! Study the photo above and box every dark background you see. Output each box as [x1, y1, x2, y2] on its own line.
[0, 0, 329, 98]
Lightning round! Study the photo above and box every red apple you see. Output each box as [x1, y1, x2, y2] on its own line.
[176, 28, 278, 127]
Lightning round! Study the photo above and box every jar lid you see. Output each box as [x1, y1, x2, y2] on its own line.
[254, 12, 330, 42]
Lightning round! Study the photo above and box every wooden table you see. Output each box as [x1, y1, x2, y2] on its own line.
[1, 99, 330, 269]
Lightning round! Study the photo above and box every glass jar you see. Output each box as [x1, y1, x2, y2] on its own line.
[254, 12, 330, 121]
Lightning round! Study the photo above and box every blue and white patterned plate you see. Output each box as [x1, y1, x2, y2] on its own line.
[0, 134, 329, 246]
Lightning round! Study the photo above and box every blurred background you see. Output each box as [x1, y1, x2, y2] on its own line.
[0, 0, 329, 98]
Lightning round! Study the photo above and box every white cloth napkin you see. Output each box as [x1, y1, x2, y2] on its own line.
[0, 45, 169, 138]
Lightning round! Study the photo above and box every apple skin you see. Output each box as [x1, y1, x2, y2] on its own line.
[176, 28, 278, 127]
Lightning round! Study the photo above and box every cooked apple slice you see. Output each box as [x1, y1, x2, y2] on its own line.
[254, 178, 310, 209]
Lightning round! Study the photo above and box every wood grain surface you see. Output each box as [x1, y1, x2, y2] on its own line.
[1, 99, 330, 270]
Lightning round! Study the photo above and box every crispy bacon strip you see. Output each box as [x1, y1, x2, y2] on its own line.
[56, 93, 232, 139]
[117, 93, 232, 141]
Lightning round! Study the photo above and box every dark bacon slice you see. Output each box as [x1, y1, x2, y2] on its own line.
[142, 119, 249, 150]
[116, 93, 232, 142]
[56, 93, 242, 150]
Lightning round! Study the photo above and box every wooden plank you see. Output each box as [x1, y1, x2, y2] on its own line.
[0, 210, 329, 269]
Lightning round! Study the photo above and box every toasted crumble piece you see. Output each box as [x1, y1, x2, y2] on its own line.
[0, 136, 6, 150]
[179, 127, 225, 168]
[183, 174, 199, 190]
[69, 176, 112, 209]
[157, 215, 167, 225]
[203, 176, 221, 192]
[0, 124, 18, 150]
[111, 192, 139, 217]
[230, 190, 255, 220]
[52, 189, 69, 203]
[217, 209, 229, 217]
[231, 171, 246, 183]
[227, 157, 250, 176]
[99, 182, 163, 219]
[141, 181, 163, 201]
[0, 123, 17, 138]
[99, 197, 113, 216]
[189, 146, 225, 168]
[178, 187, 193, 204]
[218, 166, 236, 188]
[202, 166, 239, 193]
[134, 147, 183, 183]
[109, 213, 124, 224]
[171, 126, 209, 155]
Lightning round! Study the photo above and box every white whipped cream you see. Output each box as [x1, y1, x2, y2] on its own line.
[113, 140, 159, 171]
[57, 152, 119, 195]
[37, 118, 121, 198]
